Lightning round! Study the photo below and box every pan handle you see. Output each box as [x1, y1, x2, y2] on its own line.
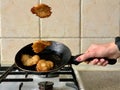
[69, 54, 117, 65]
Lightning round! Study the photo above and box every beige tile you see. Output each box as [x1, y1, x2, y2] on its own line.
[81, 37, 114, 52]
[40, 0, 80, 37]
[1, 0, 39, 37]
[81, 37, 120, 63]
[1, 38, 80, 66]
[73, 37, 120, 70]
[73, 63, 120, 71]
[1, 39, 38, 66]
[81, 0, 120, 37]
[0, 0, 1, 37]
[0, 0, 120, 71]
[41, 38, 80, 55]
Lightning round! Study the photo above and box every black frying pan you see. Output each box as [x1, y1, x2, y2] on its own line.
[15, 41, 72, 74]
[14, 41, 116, 74]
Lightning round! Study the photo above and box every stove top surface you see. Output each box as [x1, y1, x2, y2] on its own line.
[0, 75, 75, 90]
[0, 65, 79, 90]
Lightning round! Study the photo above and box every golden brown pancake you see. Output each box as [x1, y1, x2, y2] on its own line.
[31, 4, 52, 18]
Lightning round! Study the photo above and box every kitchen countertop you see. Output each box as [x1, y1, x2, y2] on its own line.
[74, 70, 120, 90]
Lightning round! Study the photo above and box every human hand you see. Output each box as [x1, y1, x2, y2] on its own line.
[76, 42, 120, 66]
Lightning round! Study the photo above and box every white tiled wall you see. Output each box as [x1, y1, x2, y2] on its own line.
[79, 0, 120, 70]
[81, 0, 120, 38]
[0, 0, 120, 70]
[0, 0, 80, 66]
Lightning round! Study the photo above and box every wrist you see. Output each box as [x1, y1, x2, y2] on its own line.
[107, 42, 120, 59]
[115, 37, 120, 51]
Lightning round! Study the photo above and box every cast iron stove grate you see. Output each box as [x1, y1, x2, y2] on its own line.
[0, 64, 80, 90]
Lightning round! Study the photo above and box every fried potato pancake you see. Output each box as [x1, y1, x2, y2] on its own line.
[21, 54, 40, 66]
[36, 59, 54, 72]
[31, 4, 52, 18]
[32, 40, 51, 53]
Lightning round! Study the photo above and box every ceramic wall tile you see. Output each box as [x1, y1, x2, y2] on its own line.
[40, 0, 80, 38]
[81, 37, 120, 63]
[1, 0, 39, 37]
[1, 39, 38, 66]
[1, 38, 80, 65]
[0, 0, 81, 66]
[1, 0, 120, 70]
[81, 0, 120, 37]
[73, 62, 120, 71]
[73, 37, 120, 70]
[0, 0, 1, 37]
[80, 37, 114, 53]
[41, 38, 80, 55]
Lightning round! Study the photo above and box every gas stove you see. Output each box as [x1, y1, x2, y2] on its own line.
[0, 64, 80, 90]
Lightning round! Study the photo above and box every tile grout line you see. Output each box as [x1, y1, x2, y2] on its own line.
[119, 1, 120, 36]
[79, 0, 82, 54]
[38, 0, 41, 39]
[0, 0, 1, 66]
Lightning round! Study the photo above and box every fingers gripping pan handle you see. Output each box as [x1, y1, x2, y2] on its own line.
[70, 54, 117, 65]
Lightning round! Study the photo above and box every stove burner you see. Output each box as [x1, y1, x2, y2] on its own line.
[38, 81, 54, 90]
